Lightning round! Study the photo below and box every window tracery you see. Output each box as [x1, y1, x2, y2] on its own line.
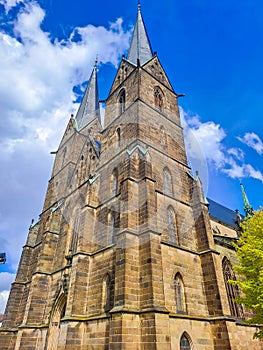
[175, 273, 186, 314]
[222, 257, 243, 318]
[168, 206, 178, 244]
[180, 333, 192, 350]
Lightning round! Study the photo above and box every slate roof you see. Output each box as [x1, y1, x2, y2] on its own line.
[207, 198, 239, 228]
[127, 5, 153, 66]
[75, 62, 101, 130]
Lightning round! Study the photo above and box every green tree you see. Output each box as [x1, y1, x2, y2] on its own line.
[233, 209, 263, 338]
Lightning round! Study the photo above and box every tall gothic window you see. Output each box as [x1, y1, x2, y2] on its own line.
[168, 206, 178, 244]
[180, 333, 192, 350]
[163, 167, 173, 197]
[116, 128, 121, 148]
[111, 169, 118, 196]
[222, 257, 243, 318]
[102, 274, 111, 312]
[154, 86, 164, 111]
[175, 273, 186, 314]
[119, 89, 126, 115]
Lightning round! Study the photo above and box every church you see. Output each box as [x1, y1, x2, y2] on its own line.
[0, 5, 261, 350]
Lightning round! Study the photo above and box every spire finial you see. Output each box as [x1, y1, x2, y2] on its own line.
[95, 55, 98, 67]
[240, 181, 253, 216]
[75, 60, 101, 130]
[127, 0, 153, 65]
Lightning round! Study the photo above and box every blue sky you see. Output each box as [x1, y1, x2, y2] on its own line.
[0, 0, 262, 312]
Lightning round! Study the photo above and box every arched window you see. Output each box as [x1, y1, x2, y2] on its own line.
[111, 168, 118, 196]
[116, 128, 121, 148]
[154, 86, 164, 111]
[47, 294, 67, 350]
[160, 126, 167, 151]
[119, 89, 126, 114]
[163, 168, 173, 197]
[180, 333, 192, 350]
[175, 273, 186, 314]
[168, 206, 178, 244]
[222, 257, 243, 318]
[102, 274, 111, 312]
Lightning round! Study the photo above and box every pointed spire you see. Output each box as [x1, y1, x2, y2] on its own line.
[75, 60, 101, 130]
[127, 4, 153, 66]
[240, 182, 253, 216]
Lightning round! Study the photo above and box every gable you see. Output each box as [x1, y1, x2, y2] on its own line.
[109, 59, 137, 95]
[143, 56, 174, 91]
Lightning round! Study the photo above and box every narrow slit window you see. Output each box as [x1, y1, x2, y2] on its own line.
[175, 273, 186, 314]
[168, 206, 178, 244]
[111, 169, 118, 196]
[108, 211, 116, 245]
[154, 86, 164, 111]
[117, 128, 121, 148]
[102, 274, 111, 312]
[119, 89, 126, 114]
[163, 168, 173, 197]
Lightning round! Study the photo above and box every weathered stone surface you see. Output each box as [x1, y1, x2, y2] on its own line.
[0, 11, 261, 350]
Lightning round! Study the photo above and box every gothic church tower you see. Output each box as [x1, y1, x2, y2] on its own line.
[1, 5, 262, 350]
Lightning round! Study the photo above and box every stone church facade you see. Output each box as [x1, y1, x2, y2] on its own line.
[0, 5, 262, 350]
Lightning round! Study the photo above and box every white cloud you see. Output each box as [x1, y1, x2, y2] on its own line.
[0, 0, 24, 13]
[245, 164, 263, 182]
[0, 273, 15, 313]
[0, 291, 9, 314]
[181, 108, 263, 185]
[0, 1, 131, 274]
[0, 272, 15, 291]
[181, 108, 227, 169]
[227, 148, 244, 161]
[223, 162, 263, 182]
[237, 132, 263, 155]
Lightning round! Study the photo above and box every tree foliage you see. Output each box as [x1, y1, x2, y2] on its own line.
[232, 209, 263, 338]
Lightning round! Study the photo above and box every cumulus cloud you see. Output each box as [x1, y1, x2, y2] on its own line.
[223, 162, 263, 182]
[181, 108, 263, 184]
[0, 291, 10, 314]
[0, 0, 24, 13]
[227, 148, 244, 161]
[185, 115, 226, 169]
[181, 108, 227, 169]
[237, 132, 263, 155]
[0, 273, 15, 313]
[0, 272, 15, 291]
[0, 1, 130, 275]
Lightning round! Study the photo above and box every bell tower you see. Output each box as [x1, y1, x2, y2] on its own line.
[1, 5, 262, 350]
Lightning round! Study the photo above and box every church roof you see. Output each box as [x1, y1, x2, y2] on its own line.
[207, 198, 239, 227]
[74, 61, 101, 130]
[127, 4, 153, 66]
